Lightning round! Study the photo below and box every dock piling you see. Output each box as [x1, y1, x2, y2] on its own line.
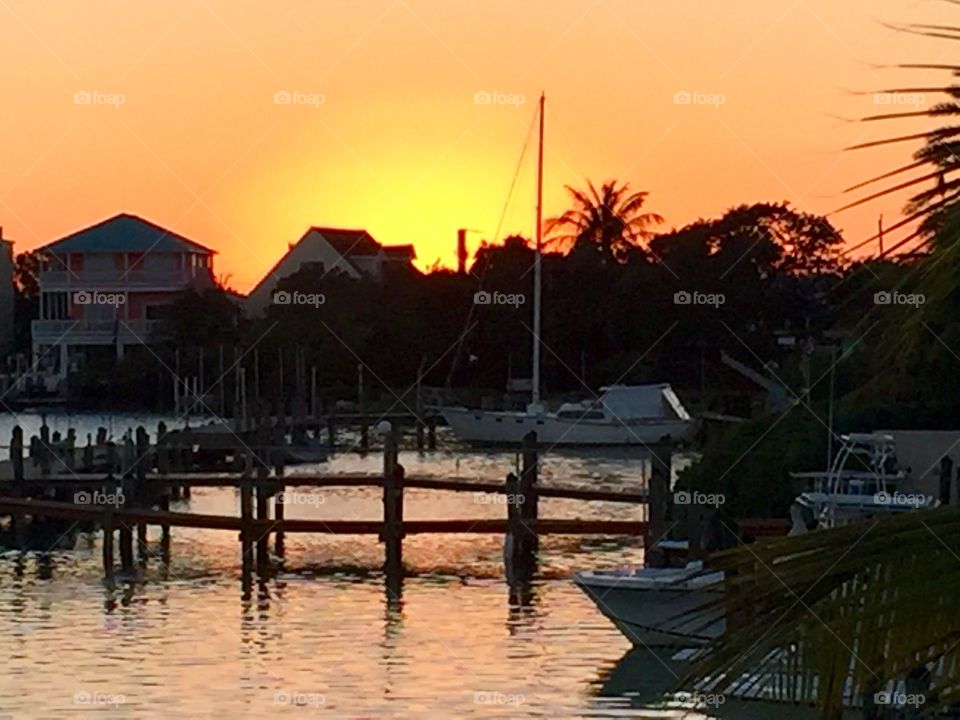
[645, 442, 672, 569]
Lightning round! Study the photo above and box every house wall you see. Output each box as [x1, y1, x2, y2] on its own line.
[0, 240, 14, 359]
[245, 230, 362, 315]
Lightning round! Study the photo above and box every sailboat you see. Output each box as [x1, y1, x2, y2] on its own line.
[442, 93, 697, 447]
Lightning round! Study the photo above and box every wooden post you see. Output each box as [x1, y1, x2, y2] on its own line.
[38, 420, 51, 476]
[358, 364, 369, 450]
[327, 413, 336, 449]
[240, 449, 253, 596]
[514, 431, 539, 583]
[687, 502, 704, 561]
[646, 442, 672, 569]
[82, 434, 93, 472]
[939, 455, 953, 506]
[102, 510, 114, 579]
[415, 420, 425, 452]
[255, 424, 270, 576]
[135, 427, 149, 566]
[427, 417, 437, 451]
[11, 427, 25, 548]
[274, 440, 285, 557]
[181, 428, 192, 499]
[382, 423, 403, 598]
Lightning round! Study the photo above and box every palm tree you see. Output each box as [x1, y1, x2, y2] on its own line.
[546, 180, 663, 262]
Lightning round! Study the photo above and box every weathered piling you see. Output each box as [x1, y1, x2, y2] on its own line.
[327, 413, 337, 449]
[255, 426, 270, 576]
[102, 509, 114, 578]
[240, 450, 254, 595]
[382, 424, 403, 596]
[427, 417, 437, 451]
[273, 442, 285, 557]
[645, 442, 672, 569]
[940, 455, 954, 505]
[514, 431, 539, 583]
[135, 427, 149, 567]
[11, 427, 25, 547]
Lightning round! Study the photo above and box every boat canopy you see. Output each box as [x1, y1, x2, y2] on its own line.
[599, 384, 691, 422]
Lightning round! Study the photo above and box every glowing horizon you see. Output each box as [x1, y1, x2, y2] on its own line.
[0, 0, 951, 292]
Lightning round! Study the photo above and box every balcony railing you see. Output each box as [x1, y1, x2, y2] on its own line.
[32, 319, 160, 343]
[39, 269, 205, 289]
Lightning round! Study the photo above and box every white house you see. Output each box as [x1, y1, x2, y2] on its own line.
[245, 227, 416, 315]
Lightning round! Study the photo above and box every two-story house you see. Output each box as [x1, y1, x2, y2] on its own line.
[244, 227, 416, 315]
[32, 213, 216, 380]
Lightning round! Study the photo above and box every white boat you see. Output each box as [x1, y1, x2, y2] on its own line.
[573, 559, 724, 648]
[576, 433, 937, 649]
[789, 432, 937, 533]
[444, 383, 696, 447]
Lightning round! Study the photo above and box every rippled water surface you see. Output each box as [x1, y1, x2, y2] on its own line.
[0, 413, 816, 718]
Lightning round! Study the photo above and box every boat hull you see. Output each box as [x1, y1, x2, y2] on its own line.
[574, 570, 725, 648]
[442, 408, 695, 447]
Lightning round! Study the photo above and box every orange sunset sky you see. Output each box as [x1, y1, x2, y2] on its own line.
[0, 0, 953, 291]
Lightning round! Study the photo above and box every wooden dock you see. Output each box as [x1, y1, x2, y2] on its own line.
[0, 420, 661, 597]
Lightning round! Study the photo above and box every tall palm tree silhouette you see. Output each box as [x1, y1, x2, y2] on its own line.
[546, 180, 662, 262]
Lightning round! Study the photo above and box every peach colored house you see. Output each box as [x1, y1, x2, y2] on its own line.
[32, 213, 215, 380]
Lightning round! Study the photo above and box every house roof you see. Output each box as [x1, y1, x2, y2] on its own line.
[310, 227, 383, 257]
[39, 213, 216, 255]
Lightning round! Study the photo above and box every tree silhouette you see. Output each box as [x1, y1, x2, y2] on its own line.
[546, 179, 663, 263]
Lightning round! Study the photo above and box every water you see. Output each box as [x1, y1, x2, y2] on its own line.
[0, 413, 817, 718]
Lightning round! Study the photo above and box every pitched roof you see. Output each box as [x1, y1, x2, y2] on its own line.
[40, 213, 216, 255]
[310, 227, 382, 256]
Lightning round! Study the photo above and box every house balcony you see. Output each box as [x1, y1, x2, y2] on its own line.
[39, 268, 208, 292]
[32, 319, 160, 347]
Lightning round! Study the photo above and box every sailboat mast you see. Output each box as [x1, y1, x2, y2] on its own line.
[532, 92, 544, 407]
